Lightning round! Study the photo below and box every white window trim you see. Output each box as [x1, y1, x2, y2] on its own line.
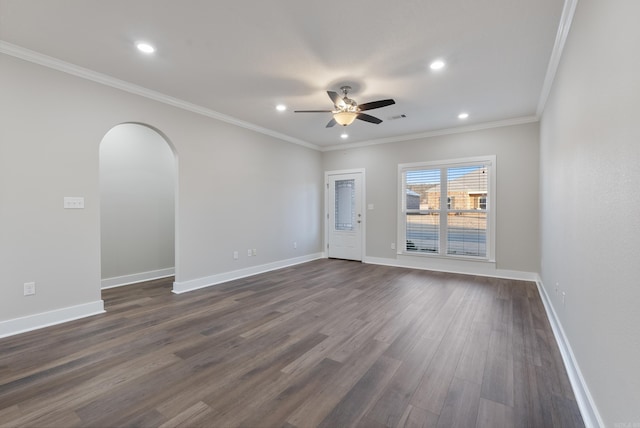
[397, 155, 496, 263]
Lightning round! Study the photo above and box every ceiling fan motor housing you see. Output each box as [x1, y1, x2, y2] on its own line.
[294, 85, 395, 127]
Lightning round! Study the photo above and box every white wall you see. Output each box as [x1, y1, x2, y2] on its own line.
[539, 0, 640, 425]
[100, 123, 175, 284]
[0, 53, 323, 329]
[322, 122, 540, 275]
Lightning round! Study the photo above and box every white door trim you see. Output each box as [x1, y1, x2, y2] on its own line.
[324, 168, 366, 261]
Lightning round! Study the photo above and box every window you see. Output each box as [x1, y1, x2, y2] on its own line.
[334, 179, 356, 231]
[399, 157, 495, 260]
[480, 197, 487, 210]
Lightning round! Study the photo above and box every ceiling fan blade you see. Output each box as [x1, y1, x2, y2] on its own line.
[326, 118, 337, 128]
[357, 99, 396, 111]
[327, 91, 346, 109]
[294, 110, 333, 113]
[356, 113, 383, 124]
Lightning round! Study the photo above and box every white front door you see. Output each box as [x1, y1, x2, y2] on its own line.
[327, 172, 363, 261]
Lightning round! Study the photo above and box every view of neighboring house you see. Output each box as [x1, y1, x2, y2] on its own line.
[404, 166, 489, 256]
[407, 167, 488, 212]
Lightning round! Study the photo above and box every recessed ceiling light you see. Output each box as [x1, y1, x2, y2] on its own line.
[458, 112, 469, 119]
[340, 133, 349, 139]
[276, 104, 287, 112]
[136, 42, 155, 54]
[430, 59, 446, 70]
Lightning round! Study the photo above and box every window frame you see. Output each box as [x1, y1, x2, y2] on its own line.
[397, 156, 496, 262]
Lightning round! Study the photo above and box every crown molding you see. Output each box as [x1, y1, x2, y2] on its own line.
[1, 39, 554, 154]
[536, 0, 579, 116]
[321, 115, 539, 152]
[0, 41, 321, 151]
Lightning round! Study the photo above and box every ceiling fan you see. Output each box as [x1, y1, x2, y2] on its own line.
[294, 86, 395, 127]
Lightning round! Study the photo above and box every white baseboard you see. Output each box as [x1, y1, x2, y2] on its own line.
[101, 267, 175, 289]
[535, 278, 604, 428]
[0, 300, 105, 339]
[363, 256, 538, 282]
[172, 253, 324, 294]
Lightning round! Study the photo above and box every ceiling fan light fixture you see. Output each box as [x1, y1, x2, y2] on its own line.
[295, 86, 392, 128]
[333, 111, 358, 126]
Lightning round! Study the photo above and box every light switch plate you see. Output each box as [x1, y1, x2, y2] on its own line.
[64, 197, 85, 209]
[24, 282, 36, 296]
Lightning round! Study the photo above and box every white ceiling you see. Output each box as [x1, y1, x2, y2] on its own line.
[0, 0, 564, 149]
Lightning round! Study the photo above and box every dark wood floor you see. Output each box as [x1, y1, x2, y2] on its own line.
[0, 259, 583, 428]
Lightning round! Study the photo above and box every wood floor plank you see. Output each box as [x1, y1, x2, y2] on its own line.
[365, 335, 439, 427]
[238, 358, 343, 428]
[239, 300, 319, 339]
[454, 319, 491, 384]
[202, 333, 330, 422]
[13, 352, 183, 424]
[475, 398, 515, 428]
[435, 377, 482, 428]
[327, 316, 392, 363]
[512, 295, 542, 367]
[72, 360, 192, 426]
[17, 409, 84, 428]
[454, 284, 494, 384]
[410, 282, 481, 414]
[317, 355, 402, 428]
[373, 302, 423, 344]
[381, 281, 452, 361]
[157, 401, 215, 428]
[354, 415, 390, 428]
[0, 259, 584, 428]
[480, 328, 515, 407]
[396, 404, 440, 428]
[0, 405, 21, 422]
[285, 339, 390, 428]
[281, 322, 364, 376]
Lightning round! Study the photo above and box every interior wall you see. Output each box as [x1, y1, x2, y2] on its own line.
[322, 122, 540, 274]
[100, 123, 175, 283]
[0, 52, 323, 324]
[539, 0, 640, 425]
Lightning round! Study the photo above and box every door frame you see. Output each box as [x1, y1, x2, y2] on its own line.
[99, 122, 179, 291]
[324, 168, 366, 260]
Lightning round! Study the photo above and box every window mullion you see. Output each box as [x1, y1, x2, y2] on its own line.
[439, 168, 448, 255]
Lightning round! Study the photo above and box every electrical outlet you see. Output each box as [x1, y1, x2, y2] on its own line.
[293, 242, 297, 249]
[391, 243, 396, 250]
[24, 282, 36, 296]
[252, 248, 257, 256]
[248, 249, 252, 257]
[233, 251, 238, 260]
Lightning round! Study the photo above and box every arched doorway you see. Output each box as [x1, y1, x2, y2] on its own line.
[99, 123, 177, 289]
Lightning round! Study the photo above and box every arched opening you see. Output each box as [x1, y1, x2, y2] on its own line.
[99, 123, 177, 290]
